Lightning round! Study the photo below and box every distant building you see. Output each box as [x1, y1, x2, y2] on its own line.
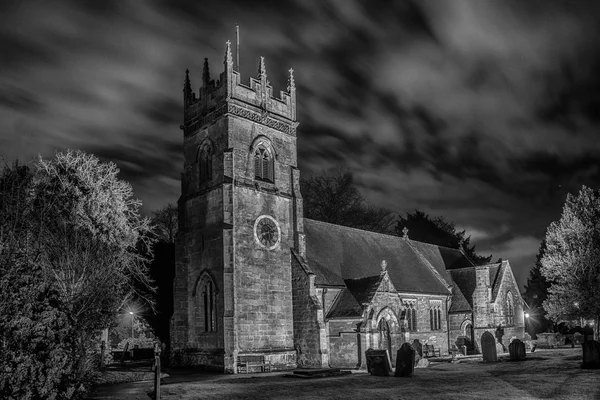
[170, 41, 525, 372]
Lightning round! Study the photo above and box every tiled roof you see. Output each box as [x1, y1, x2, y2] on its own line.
[344, 275, 383, 306]
[304, 219, 451, 295]
[448, 268, 477, 308]
[490, 261, 510, 302]
[326, 288, 363, 319]
[449, 284, 472, 313]
[448, 262, 503, 308]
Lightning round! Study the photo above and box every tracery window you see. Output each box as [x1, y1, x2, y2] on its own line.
[430, 305, 442, 331]
[405, 303, 417, 332]
[254, 146, 274, 183]
[505, 292, 514, 326]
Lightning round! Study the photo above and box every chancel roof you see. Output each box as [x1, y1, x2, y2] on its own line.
[304, 219, 451, 295]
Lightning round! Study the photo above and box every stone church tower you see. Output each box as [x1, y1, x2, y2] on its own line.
[170, 40, 302, 372]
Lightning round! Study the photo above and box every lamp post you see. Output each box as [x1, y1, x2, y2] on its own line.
[524, 312, 530, 336]
[129, 311, 134, 339]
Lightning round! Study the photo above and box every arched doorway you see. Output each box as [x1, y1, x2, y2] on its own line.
[378, 319, 392, 357]
[464, 322, 475, 353]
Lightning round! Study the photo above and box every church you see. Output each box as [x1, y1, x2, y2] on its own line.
[170, 40, 525, 372]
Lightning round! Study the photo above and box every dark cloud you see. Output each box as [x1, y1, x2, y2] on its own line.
[1, 0, 599, 288]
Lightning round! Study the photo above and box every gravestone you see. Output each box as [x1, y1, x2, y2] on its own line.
[395, 343, 415, 377]
[509, 339, 526, 361]
[581, 340, 600, 369]
[496, 342, 504, 355]
[365, 348, 392, 376]
[481, 332, 498, 362]
[415, 357, 430, 368]
[412, 339, 423, 358]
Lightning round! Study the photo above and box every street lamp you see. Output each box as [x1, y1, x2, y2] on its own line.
[524, 312, 530, 336]
[129, 311, 134, 339]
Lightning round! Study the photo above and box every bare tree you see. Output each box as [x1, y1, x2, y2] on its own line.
[151, 203, 178, 243]
[301, 169, 395, 234]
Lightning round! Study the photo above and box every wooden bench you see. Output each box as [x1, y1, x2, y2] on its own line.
[237, 355, 271, 374]
[423, 344, 440, 358]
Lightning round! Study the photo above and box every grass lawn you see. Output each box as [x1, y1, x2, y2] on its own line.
[160, 348, 599, 400]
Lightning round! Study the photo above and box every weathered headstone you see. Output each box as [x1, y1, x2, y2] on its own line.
[496, 342, 504, 355]
[415, 357, 430, 368]
[481, 331, 497, 362]
[365, 348, 392, 376]
[509, 339, 526, 361]
[581, 340, 600, 369]
[412, 339, 423, 358]
[395, 343, 415, 377]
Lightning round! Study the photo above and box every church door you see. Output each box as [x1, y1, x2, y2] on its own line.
[465, 323, 475, 353]
[378, 319, 392, 359]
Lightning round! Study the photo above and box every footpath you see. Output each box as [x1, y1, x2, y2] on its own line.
[86, 367, 288, 400]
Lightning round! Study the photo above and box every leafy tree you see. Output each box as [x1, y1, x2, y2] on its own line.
[395, 210, 492, 265]
[522, 240, 553, 337]
[0, 151, 155, 398]
[32, 150, 155, 372]
[0, 162, 82, 399]
[300, 169, 395, 234]
[541, 185, 600, 340]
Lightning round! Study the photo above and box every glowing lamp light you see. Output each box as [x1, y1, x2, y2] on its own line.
[129, 311, 134, 315]
[524, 313, 530, 318]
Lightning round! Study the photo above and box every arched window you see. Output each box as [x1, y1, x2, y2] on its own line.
[505, 292, 514, 326]
[254, 146, 274, 183]
[404, 303, 417, 332]
[430, 305, 442, 331]
[198, 144, 213, 184]
[194, 274, 217, 333]
[202, 281, 215, 332]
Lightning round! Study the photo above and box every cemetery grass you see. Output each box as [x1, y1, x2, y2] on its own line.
[160, 348, 600, 400]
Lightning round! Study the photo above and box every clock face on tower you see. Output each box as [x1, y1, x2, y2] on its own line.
[254, 215, 281, 250]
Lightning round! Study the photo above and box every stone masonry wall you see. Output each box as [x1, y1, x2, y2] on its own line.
[473, 266, 491, 328]
[329, 319, 362, 368]
[291, 257, 325, 367]
[327, 291, 452, 368]
[229, 113, 297, 370]
[171, 117, 229, 367]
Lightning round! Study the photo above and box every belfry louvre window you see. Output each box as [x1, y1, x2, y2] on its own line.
[198, 146, 212, 184]
[254, 147, 274, 183]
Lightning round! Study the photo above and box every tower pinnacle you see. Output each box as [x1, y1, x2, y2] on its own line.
[183, 69, 193, 105]
[202, 57, 210, 87]
[225, 40, 233, 66]
[287, 68, 296, 92]
[258, 56, 267, 82]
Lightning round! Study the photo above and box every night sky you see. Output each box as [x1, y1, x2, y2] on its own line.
[2, 0, 600, 290]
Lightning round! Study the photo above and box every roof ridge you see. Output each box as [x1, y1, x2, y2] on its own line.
[304, 218, 400, 240]
[448, 262, 501, 271]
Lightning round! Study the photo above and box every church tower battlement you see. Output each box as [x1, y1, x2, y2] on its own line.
[182, 41, 297, 138]
[172, 37, 303, 373]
